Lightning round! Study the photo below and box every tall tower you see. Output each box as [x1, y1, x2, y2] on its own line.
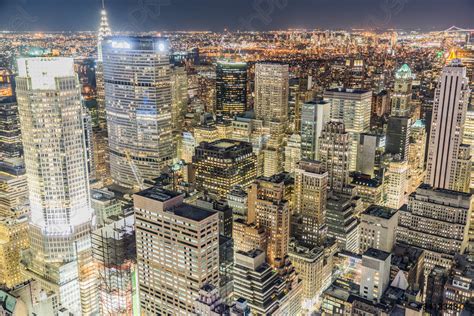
[254, 62, 289, 123]
[103, 36, 173, 189]
[300, 100, 330, 161]
[391, 64, 413, 117]
[216, 60, 248, 115]
[324, 88, 371, 171]
[426, 58, 471, 192]
[319, 121, 351, 193]
[16, 58, 94, 314]
[96, 0, 111, 129]
[0, 68, 22, 159]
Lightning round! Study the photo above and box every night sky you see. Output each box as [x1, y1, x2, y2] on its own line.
[0, 0, 472, 32]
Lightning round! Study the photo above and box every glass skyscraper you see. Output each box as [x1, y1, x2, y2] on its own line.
[16, 57, 94, 314]
[103, 36, 173, 189]
[216, 60, 247, 115]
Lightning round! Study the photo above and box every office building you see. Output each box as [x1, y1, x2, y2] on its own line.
[16, 57, 94, 314]
[134, 187, 219, 314]
[288, 240, 337, 307]
[171, 66, 188, 132]
[216, 61, 247, 115]
[233, 249, 302, 315]
[284, 133, 302, 174]
[233, 218, 267, 254]
[0, 160, 28, 218]
[92, 215, 136, 316]
[356, 133, 385, 178]
[0, 68, 22, 159]
[293, 160, 328, 246]
[426, 58, 471, 192]
[397, 184, 472, 269]
[326, 194, 360, 253]
[391, 64, 413, 117]
[96, 3, 112, 128]
[324, 88, 372, 170]
[248, 174, 292, 266]
[319, 121, 351, 193]
[90, 188, 122, 227]
[351, 175, 384, 208]
[0, 216, 29, 289]
[408, 120, 426, 194]
[359, 205, 398, 254]
[193, 139, 257, 198]
[254, 62, 289, 123]
[386, 116, 411, 161]
[103, 36, 173, 189]
[360, 248, 391, 302]
[384, 159, 408, 210]
[300, 100, 330, 160]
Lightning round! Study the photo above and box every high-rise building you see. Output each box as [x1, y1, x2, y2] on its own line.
[397, 184, 472, 269]
[284, 133, 302, 174]
[463, 107, 474, 188]
[216, 61, 247, 115]
[426, 58, 471, 192]
[16, 57, 94, 314]
[171, 66, 188, 132]
[248, 174, 292, 266]
[96, 2, 112, 129]
[407, 120, 426, 194]
[0, 216, 29, 289]
[319, 121, 351, 193]
[324, 88, 372, 170]
[356, 133, 385, 178]
[384, 159, 408, 210]
[288, 240, 337, 308]
[360, 248, 391, 302]
[386, 116, 411, 161]
[254, 62, 289, 123]
[91, 215, 136, 316]
[0, 160, 28, 218]
[326, 193, 360, 253]
[293, 160, 328, 247]
[0, 68, 22, 159]
[193, 139, 257, 198]
[233, 249, 302, 315]
[103, 36, 173, 189]
[300, 100, 330, 160]
[134, 187, 219, 314]
[359, 205, 398, 254]
[391, 64, 413, 117]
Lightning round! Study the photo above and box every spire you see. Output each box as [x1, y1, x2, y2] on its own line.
[447, 48, 457, 62]
[98, 0, 111, 42]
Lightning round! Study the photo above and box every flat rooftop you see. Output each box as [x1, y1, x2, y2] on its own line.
[135, 186, 183, 202]
[362, 205, 397, 219]
[363, 248, 391, 261]
[173, 203, 216, 222]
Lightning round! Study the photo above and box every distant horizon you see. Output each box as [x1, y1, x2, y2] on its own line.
[0, 0, 473, 32]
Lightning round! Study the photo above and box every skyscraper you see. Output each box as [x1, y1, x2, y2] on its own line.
[16, 57, 94, 314]
[96, 1, 112, 129]
[0, 68, 22, 159]
[386, 116, 411, 161]
[134, 187, 219, 314]
[391, 64, 413, 117]
[426, 58, 471, 192]
[324, 88, 372, 171]
[254, 62, 289, 123]
[300, 100, 330, 160]
[319, 121, 351, 193]
[247, 174, 292, 266]
[103, 36, 173, 189]
[216, 60, 247, 115]
[293, 160, 328, 246]
[193, 139, 257, 198]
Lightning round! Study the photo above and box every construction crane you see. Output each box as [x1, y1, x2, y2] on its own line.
[124, 150, 146, 191]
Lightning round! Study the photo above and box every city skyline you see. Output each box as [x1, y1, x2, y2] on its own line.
[0, 0, 473, 32]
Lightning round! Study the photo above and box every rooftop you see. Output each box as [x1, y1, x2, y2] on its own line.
[363, 248, 391, 261]
[173, 203, 216, 222]
[362, 205, 398, 219]
[135, 187, 183, 202]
